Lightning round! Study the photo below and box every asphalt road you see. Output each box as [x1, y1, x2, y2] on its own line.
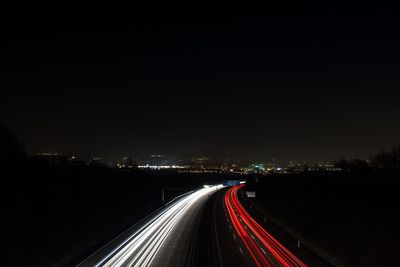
[196, 184, 330, 267]
[78, 184, 327, 267]
[224, 185, 308, 267]
[237, 187, 332, 267]
[77, 185, 223, 267]
[193, 187, 250, 267]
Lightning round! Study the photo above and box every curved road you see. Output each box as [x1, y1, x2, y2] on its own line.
[78, 183, 326, 267]
[78, 185, 223, 267]
[224, 185, 307, 267]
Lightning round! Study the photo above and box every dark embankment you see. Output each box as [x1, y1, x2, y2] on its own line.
[246, 173, 400, 266]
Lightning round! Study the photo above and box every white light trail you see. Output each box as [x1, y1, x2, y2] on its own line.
[95, 185, 223, 267]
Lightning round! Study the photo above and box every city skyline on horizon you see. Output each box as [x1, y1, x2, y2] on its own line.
[29, 149, 373, 165]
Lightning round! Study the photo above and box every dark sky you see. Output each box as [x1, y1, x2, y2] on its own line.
[2, 9, 400, 161]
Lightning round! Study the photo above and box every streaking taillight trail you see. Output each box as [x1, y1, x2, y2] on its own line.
[225, 185, 307, 267]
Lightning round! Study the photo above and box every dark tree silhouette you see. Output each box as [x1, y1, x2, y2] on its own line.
[335, 158, 350, 172]
[0, 122, 25, 162]
[371, 146, 400, 172]
[347, 159, 371, 173]
[334, 146, 400, 174]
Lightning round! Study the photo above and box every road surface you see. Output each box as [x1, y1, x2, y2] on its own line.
[79, 184, 327, 267]
[78, 185, 223, 267]
[224, 184, 307, 267]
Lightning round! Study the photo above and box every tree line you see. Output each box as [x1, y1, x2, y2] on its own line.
[335, 146, 400, 173]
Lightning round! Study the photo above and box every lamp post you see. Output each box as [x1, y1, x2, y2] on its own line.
[161, 187, 184, 202]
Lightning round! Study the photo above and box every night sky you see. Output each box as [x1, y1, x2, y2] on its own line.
[2, 9, 400, 162]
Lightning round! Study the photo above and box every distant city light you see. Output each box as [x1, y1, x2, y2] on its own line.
[138, 164, 185, 170]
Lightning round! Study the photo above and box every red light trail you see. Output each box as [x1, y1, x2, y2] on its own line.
[224, 184, 307, 267]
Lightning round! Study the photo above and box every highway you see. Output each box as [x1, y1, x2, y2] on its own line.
[78, 183, 323, 267]
[224, 184, 307, 267]
[78, 185, 223, 267]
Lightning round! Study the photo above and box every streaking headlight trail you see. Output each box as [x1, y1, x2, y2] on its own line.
[92, 185, 223, 267]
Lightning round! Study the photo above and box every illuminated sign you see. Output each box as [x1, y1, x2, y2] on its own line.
[246, 191, 256, 198]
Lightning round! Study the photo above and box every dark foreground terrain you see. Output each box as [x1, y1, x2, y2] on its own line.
[3, 159, 232, 267]
[246, 173, 400, 266]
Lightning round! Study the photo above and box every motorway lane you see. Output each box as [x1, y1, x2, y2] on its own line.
[77, 185, 223, 267]
[78, 183, 322, 267]
[149, 186, 216, 266]
[194, 187, 250, 267]
[225, 185, 308, 267]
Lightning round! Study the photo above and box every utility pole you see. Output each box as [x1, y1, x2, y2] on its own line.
[161, 187, 184, 203]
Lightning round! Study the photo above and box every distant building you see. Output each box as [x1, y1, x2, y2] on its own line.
[287, 161, 307, 173]
[116, 156, 138, 169]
